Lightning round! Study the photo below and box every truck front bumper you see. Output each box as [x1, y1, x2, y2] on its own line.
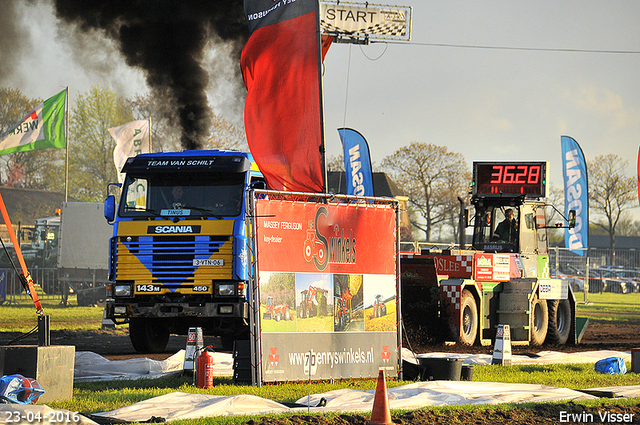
[105, 300, 249, 324]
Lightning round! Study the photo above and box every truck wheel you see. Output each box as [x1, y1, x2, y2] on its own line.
[459, 290, 478, 346]
[129, 318, 170, 353]
[530, 295, 548, 346]
[546, 299, 571, 345]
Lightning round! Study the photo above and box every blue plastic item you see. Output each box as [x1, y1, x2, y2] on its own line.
[0, 374, 45, 404]
[594, 357, 627, 375]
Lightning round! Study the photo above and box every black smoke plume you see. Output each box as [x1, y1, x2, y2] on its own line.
[53, 0, 247, 150]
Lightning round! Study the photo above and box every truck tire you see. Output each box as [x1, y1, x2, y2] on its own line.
[546, 299, 571, 345]
[530, 295, 548, 346]
[129, 318, 170, 353]
[459, 290, 478, 346]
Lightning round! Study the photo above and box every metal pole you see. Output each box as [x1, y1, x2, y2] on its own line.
[64, 87, 69, 202]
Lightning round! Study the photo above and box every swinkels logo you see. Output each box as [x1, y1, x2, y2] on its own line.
[303, 206, 356, 271]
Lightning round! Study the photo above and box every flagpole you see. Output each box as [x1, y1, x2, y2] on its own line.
[148, 117, 153, 153]
[316, 1, 327, 193]
[64, 87, 69, 202]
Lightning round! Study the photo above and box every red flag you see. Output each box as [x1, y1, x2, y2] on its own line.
[241, 0, 324, 193]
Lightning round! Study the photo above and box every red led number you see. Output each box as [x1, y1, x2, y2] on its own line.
[527, 165, 540, 184]
[491, 165, 540, 185]
[490, 165, 503, 183]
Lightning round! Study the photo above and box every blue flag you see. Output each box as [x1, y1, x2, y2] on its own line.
[561, 135, 589, 255]
[338, 128, 374, 197]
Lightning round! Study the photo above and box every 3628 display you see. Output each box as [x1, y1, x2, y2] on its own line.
[473, 162, 548, 197]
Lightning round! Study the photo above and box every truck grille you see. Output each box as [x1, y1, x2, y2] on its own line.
[119, 235, 231, 285]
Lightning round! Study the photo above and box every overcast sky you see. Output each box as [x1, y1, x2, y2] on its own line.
[2, 1, 640, 212]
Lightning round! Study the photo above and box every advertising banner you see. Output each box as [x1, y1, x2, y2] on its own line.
[561, 136, 588, 256]
[241, 0, 325, 193]
[339, 128, 374, 197]
[254, 195, 398, 382]
[474, 253, 523, 282]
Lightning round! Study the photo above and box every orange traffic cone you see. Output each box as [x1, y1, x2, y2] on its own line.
[369, 369, 393, 425]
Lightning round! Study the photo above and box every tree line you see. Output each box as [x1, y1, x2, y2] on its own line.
[1, 85, 638, 248]
[0, 86, 248, 202]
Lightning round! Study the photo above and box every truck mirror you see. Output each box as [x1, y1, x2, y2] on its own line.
[104, 195, 116, 223]
[568, 210, 576, 228]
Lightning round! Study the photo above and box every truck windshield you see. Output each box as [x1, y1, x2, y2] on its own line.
[472, 206, 519, 253]
[119, 171, 245, 218]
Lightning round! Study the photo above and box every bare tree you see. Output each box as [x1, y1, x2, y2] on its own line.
[588, 154, 638, 250]
[69, 85, 134, 201]
[381, 142, 469, 241]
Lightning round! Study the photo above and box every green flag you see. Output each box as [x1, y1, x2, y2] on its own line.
[0, 89, 66, 155]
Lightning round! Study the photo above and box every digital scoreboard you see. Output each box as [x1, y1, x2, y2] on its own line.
[473, 161, 549, 198]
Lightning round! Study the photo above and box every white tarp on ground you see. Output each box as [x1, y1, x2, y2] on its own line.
[73, 349, 632, 383]
[403, 348, 632, 366]
[73, 350, 233, 382]
[93, 382, 598, 422]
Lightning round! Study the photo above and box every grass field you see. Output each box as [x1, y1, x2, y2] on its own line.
[4, 292, 640, 423]
[576, 292, 640, 324]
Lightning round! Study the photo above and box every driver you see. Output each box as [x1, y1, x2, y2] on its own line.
[495, 208, 518, 243]
[170, 186, 184, 209]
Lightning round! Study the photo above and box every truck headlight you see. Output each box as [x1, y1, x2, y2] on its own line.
[114, 284, 132, 297]
[216, 283, 236, 296]
[114, 306, 127, 315]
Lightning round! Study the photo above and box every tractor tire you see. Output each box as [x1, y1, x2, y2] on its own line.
[275, 313, 281, 322]
[546, 299, 571, 345]
[285, 310, 291, 321]
[129, 318, 170, 353]
[381, 303, 387, 317]
[459, 289, 478, 346]
[530, 294, 549, 346]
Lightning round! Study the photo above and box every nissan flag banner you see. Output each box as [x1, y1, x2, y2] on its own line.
[241, 0, 325, 193]
[561, 135, 588, 256]
[0, 89, 66, 156]
[338, 128, 374, 197]
[109, 119, 151, 183]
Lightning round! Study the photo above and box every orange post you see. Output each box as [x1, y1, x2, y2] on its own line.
[369, 369, 392, 425]
[0, 193, 43, 313]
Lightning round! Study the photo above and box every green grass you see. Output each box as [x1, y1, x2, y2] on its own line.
[5, 291, 640, 424]
[576, 292, 640, 325]
[0, 295, 105, 332]
[43, 371, 640, 424]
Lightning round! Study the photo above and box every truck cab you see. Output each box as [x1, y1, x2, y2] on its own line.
[104, 150, 265, 352]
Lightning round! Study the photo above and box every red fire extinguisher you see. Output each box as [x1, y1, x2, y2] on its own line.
[196, 347, 215, 389]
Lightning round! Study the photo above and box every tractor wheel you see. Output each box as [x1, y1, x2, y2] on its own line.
[381, 303, 387, 317]
[530, 294, 549, 346]
[129, 318, 170, 353]
[285, 309, 291, 321]
[275, 313, 281, 322]
[546, 299, 571, 345]
[459, 289, 478, 346]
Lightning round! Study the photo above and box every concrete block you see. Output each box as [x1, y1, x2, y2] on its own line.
[1, 345, 75, 403]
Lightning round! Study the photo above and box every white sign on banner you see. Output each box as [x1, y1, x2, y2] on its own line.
[320, 1, 412, 41]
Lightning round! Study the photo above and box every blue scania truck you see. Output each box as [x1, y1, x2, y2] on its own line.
[103, 150, 265, 352]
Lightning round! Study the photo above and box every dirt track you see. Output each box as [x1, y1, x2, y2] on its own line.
[1, 320, 638, 361]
